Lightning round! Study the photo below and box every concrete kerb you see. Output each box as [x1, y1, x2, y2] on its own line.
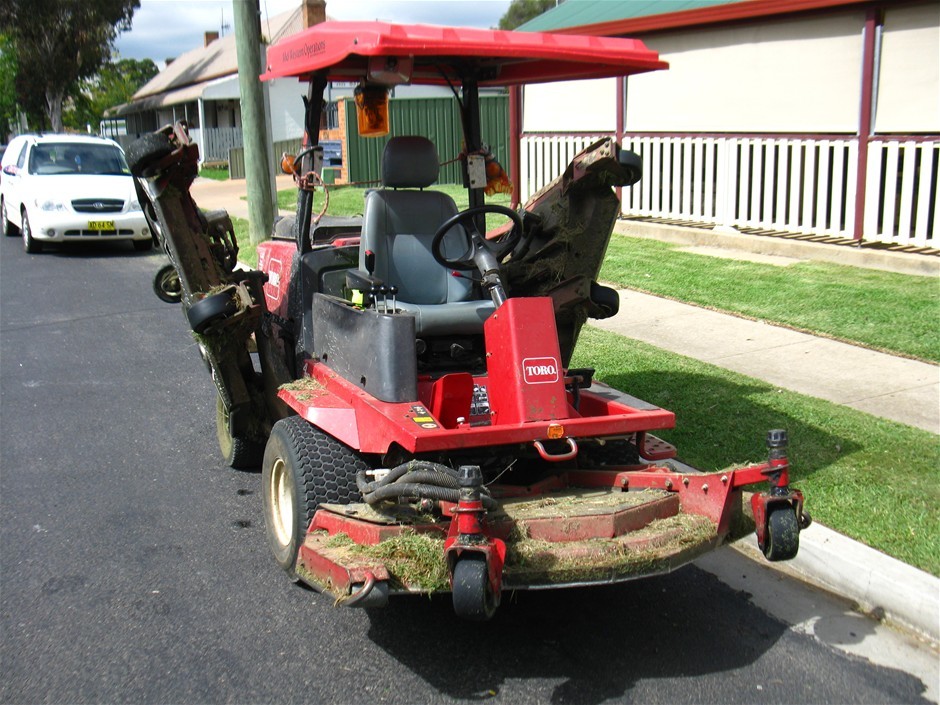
[731, 525, 940, 644]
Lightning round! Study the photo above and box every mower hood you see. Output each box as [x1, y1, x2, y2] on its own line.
[261, 21, 667, 86]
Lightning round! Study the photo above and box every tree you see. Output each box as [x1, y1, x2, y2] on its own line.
[65, 57, 158, 132]
[0, 34, 18, 140]
[0, 0, 140, 132]
[498, 0, 560, 30]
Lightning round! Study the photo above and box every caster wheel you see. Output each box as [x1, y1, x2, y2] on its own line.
[153, 263, 182, 303]
[763, 504, 800, 561]
[452, 555, 498, 621]
[187, 290, 237, 334]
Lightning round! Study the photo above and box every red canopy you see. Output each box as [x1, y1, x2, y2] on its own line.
[262, 21, 667, 86]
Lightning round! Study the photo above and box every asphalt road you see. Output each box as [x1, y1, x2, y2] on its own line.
[0, 232, 934, 704]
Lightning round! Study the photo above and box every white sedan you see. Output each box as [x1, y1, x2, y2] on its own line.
[0, 134, 151, 253]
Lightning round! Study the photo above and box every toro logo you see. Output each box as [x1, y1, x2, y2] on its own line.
[522, 357, 559, 385]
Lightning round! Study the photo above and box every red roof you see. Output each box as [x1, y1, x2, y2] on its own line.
[261, 21, 667, 86]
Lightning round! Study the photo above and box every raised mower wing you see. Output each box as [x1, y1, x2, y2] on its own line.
[261, 21, 667, 85]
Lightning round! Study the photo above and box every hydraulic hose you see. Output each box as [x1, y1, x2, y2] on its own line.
[356, 461, 498, 511]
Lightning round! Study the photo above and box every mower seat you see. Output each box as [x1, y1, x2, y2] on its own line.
[357, 136, 495, 336]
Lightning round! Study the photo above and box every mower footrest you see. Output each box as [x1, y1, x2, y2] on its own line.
[639, 432, 677, 461]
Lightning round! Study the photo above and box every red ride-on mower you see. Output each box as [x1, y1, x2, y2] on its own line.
[128, 21, 810, 620]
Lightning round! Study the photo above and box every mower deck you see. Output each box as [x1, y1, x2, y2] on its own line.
[295, 483, 723, 601]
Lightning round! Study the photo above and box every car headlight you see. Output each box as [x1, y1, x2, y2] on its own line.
[36, 198, 67, 212]
[128, 195, 142, 212]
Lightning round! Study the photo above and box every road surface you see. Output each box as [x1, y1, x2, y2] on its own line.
[1, 233, 935, 704]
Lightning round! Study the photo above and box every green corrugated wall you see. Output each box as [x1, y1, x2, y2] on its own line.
[344, 94, 509, 185]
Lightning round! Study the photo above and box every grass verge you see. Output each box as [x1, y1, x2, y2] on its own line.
[231, 216, 257, 268]
[573, 326, 940, 575]
[275, 183, 510, 217]
[199, 166, 229, 181]
[600, 235, 940, 363]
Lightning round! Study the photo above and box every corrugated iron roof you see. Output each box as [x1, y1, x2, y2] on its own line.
[519, 0, 739, 32]
[120, 5, 304, 111]
[518, 0, 870, 35]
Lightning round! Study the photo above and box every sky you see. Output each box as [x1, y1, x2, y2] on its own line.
[114, 0, 514, 64]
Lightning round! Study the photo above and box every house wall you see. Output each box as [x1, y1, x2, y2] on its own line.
[876, 3, 940, 133]
[626, 10, 865, 133]
[523, 78, 616, 133]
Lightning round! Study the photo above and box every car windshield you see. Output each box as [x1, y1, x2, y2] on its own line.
[28, 143, 130, 176]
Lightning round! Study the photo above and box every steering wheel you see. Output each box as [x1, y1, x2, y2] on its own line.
[431, 205, 524, 272]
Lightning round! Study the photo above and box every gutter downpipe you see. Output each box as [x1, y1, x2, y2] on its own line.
[616, 76, 626, 209]
[853, 5, 883, 243]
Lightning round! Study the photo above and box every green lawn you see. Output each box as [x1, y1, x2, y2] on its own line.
[573, 327, 940, 575]
[232, 217, 257, 268]
[600, 236, 940, 363]
[276, 183, 510, 215]
[198, 166, 229, 181]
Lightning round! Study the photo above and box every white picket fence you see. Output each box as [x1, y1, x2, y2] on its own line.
[520, 133, 938, 247]
[201, 127, 243, 163]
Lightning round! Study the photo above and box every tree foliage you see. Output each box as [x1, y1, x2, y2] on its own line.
[0, 34, 19, 140]
[65, 57, 157, 132]
[498, 0, 560, 30]
[0, 0, 140, 132]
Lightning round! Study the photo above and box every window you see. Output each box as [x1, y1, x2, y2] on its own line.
[28, 143, 130, 176]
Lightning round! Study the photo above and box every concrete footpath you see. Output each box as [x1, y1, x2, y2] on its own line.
[192, 177, 939, 642]
[595, 221, 940, 643]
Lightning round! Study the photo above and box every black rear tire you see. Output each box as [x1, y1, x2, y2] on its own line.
[262, 416, 367, 578]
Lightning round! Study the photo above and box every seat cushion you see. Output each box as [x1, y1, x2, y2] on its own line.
[361, 189, 472, 305]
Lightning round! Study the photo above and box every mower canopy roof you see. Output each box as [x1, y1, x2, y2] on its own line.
[261, 21, 667, 86]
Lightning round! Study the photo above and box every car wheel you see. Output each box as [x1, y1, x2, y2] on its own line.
[216, 395, 264, 469]
[21, 211, 42, 253]
[262, 416, 367, 578]
[1, 198, 19, 236]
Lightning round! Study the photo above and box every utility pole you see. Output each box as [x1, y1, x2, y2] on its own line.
[232, 0, 275, 245]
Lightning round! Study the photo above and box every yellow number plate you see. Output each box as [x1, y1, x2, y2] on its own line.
[88, 220, 115, 230]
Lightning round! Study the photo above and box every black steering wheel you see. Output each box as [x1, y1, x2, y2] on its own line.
[431, 205, 524, 272]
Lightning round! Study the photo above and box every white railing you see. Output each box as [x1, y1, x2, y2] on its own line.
[864, 139, 939, 247]
[520, 133, 938, 247]
[520, 134, 611, 200]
